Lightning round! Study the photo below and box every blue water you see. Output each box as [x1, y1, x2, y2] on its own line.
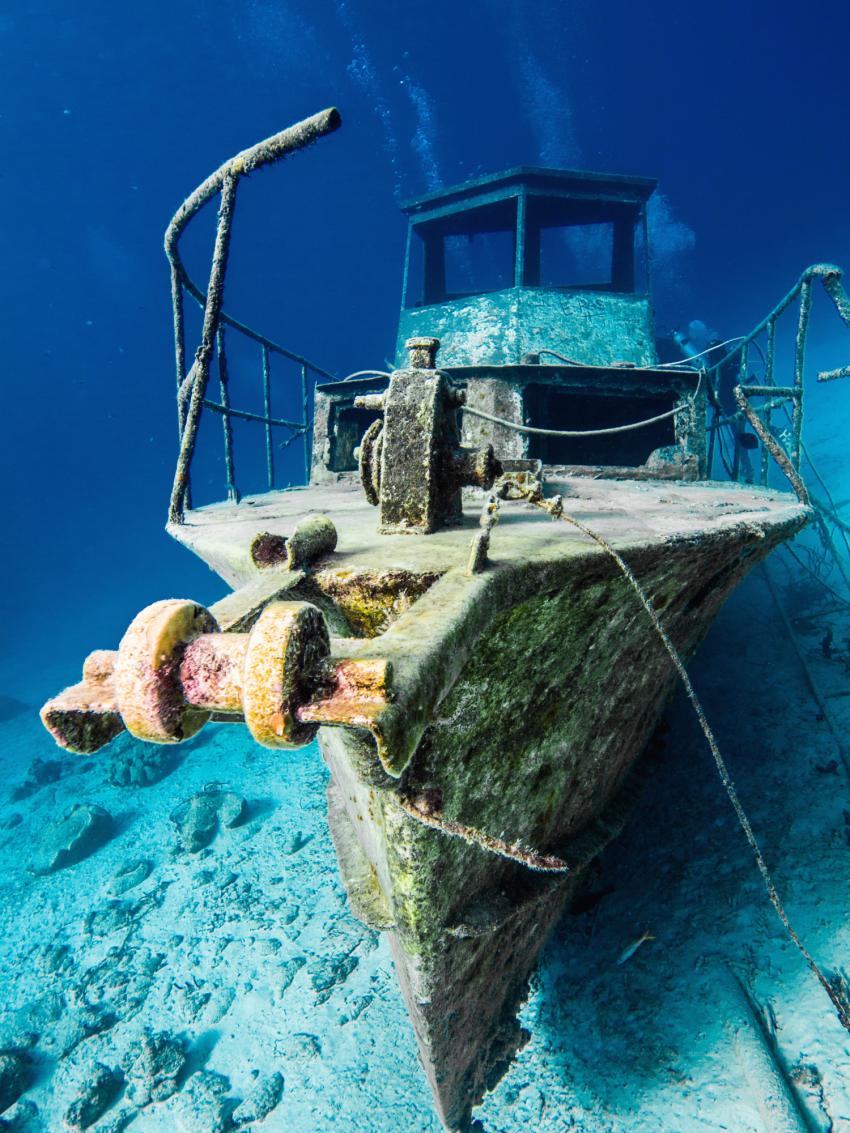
[3, 2, 850, 1129]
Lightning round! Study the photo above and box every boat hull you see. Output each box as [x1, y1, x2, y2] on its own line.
[318, 503, 803, 1128]
[169, 476, 808, 1128]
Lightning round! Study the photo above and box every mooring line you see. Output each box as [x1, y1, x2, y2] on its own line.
[509, 480, 850, 1032]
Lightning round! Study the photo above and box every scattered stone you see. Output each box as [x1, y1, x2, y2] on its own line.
[78, 949, 164, 1026]
[201, 986, 235, 1025]
[309, 953, 359, 1005]
[64, 1063, 121, 1130]
[14, 990, 64, 1041]
[170, 790, 247, 853]
[340, 993, 374, 1024]
[0, 1025, 37, 1057]
[11, 993, 112, 1060]
[0, 1051, 29, 1114]
[176, 1071, 232, 1133]
[280, 1033, 320, 1060]
[274, 957, 305, 999]
[170, 795, 218, 853]
[125, 1032, 186, 1106]
[106, 736, 176, 787]
[94, 1103, 136, 1133]
[215, 791, 247, 828]
[282, 831, 312, 855]
[84, 900, 135, 938]
[29, 804, 113, 875]
[11, 757, 65, 801]
[231, 1071, 283, 1125]
[52, 1006, 118, 1059]
[34, 942, 72, 977]
[0, 1097, 37, 1128]
[109, 859, 151, 896]
[173, 982, 211, 1025]
[279, 903, 300, 927]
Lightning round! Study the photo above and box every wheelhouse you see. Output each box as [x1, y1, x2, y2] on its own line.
[314, 167, 706, 485]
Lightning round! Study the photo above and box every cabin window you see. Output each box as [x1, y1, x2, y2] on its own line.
[538, 222, 614, 290]
[403, 186, 648, 306]
[522, 197, 638, 293]
[444, 230, 515, 297]
[523, 384, 676, 467]
[328, 405, 382, 472]
[406, 198, 517, 306]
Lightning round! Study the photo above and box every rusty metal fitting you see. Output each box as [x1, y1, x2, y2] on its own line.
[249, 515, 337, 571]
[114, 599, 219, 744]
[41, 598, 392, 757]
[353, 393, 387, 411]
[358, 418, 384, 506]
[405, 337, 440, 369]
[449, 445, 502, 492]
[250, 532, 288, 568]
[444, 386, 466, 408]
[113, 600, 330, 748]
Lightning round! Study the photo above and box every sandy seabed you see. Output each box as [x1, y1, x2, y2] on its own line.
[1, 569, 849, 1132]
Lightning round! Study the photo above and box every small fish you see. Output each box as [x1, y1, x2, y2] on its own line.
[616, 930, 654, 966]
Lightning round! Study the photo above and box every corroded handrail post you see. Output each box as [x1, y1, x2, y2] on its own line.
[817, 266, 850, 382]
[707, 263, 850, 486]
[169, 173, 238, 522]
[166, 108, 342, 524]
[164, 108, 342, 266]
[792, 276, 812, 470]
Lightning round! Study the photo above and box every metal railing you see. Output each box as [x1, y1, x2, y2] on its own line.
[705, 263, 850, 487]
[166, 108, 342, 524]
[702, 264, 850, 605]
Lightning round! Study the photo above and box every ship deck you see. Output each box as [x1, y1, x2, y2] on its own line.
[169, 476, 809, 590]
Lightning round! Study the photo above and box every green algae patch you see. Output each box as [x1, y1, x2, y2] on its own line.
[311, 569, 443, 637]
[377, 529, 774, 958]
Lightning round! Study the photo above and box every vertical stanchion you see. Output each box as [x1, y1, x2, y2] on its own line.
[263, 345, 274, 491]
[169, 173, 239, 524]
[792, 280, 811, 471]
[761, 320, 776, 487]
[732, 342, 749, 482]
[301, 362, 311, 484]
[217, 326, 239, 503]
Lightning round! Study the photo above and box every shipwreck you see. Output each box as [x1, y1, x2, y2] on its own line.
[40, 108, 850, 1129]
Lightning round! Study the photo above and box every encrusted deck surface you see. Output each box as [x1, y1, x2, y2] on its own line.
[170, 477, 806, 588]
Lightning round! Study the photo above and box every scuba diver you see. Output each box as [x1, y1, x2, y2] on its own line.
[663, 320, 758, 481]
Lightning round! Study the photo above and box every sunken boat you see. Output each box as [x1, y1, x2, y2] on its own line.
[40, 108, 850, 1129]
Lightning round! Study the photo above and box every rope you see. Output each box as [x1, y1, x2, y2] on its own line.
[510, 480, 850, 1032]
[461, 375, 702, 439]
[340, 369, 392, 382]
[658, 335, 747, 368]
[782, 544, 850, 610]
[537, 348, 584, 365]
